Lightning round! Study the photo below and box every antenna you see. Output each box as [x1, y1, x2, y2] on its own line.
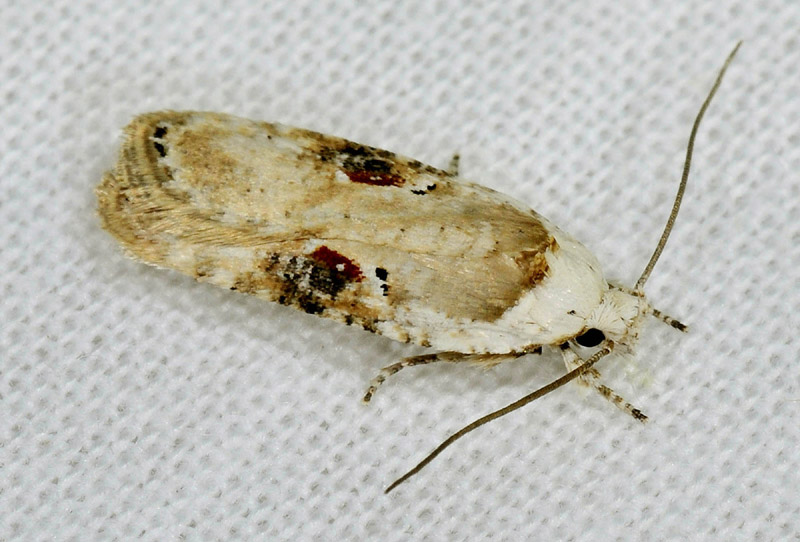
[635, 41, 741, 290]
[384, 43, 741, 494]
[385, 346, 612, 493]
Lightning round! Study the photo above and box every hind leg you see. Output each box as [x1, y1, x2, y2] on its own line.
[446, 153, 460, 176]
[362, 350, 529, 403]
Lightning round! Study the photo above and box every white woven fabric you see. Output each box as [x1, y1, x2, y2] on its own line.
[2, 1, 798, 540]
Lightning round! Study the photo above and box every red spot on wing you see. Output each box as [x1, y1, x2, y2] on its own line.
[310, 246, 364, 281]
[345, 170, 404, 187]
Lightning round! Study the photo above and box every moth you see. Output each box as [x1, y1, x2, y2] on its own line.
[96, 44, 739, 492]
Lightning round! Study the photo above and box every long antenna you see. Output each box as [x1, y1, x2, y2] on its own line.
[635, 42, 741, 290]
[385, 44, 742, 494]
[385, 346, 613, 493]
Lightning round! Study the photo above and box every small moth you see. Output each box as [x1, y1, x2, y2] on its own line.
[96, 44, 739, 493]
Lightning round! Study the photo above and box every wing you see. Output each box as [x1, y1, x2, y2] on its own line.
[97, 111, 589, 353]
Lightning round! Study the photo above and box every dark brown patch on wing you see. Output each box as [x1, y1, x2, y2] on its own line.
[345, 169, 404, 186]
[293, 127, 453, 192]
[324, 142, 405, 187]
[374, 266, 390, 297]
[410, 184, 436, 195]
[515, 246, 552, 288]
[152, 125, 168, 157]
[310, 246, 364, 282]
[231, 248, 367, 317]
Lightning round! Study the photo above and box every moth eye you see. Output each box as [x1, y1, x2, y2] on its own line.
[575, 328, 605, 347]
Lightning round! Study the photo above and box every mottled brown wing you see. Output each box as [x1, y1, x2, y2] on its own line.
[96, 111, 554, 347]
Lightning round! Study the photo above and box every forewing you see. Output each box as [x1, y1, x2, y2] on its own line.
[97, 111, 555, 348]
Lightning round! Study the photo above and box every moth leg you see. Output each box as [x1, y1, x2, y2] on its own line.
[560, 347, 648, 422]
[362, 351, 524, 403]
[363, 353, 440, 403]
[446, 153, 461, 176]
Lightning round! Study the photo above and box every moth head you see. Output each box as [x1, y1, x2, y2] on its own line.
[570, 42, 743, 359]
[571, 287, 649, 353]
[384, 42, 739, 493]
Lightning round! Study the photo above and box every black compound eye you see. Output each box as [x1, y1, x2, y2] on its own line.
[575, 328, 605, 348]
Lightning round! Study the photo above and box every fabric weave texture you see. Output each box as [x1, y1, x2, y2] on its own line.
[1, 1, 798, 540]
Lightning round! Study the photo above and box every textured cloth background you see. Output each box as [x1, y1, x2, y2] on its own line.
[2, 1, 798, 540]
